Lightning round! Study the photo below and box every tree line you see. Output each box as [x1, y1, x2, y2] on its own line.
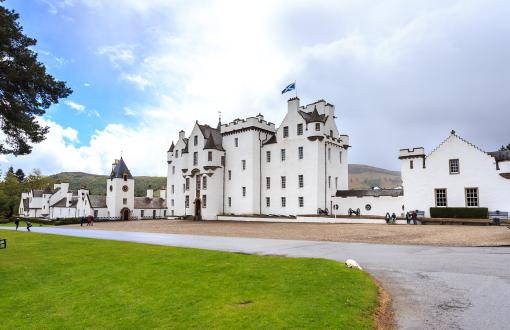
[0, 167, 54, 218]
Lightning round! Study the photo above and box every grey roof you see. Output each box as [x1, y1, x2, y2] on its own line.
[134, 197, 167, 209]
[298, 106, 328, 124]
[110, 157, 133, 179]
[262, 134, 277, 145]
[199, 124, 223, 151]
[32, 189, 43, 197]
[336, 189, 404, 198]
[70, 197, 78, 207]
[168, 142, 175, 152]
[51, 197, 67, 207]
[488, 150, 510, 162]
[43, 186, 53, 194]
[89, 195, 107, 208]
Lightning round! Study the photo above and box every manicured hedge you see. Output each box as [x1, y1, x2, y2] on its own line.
[430, 207, 488, 219]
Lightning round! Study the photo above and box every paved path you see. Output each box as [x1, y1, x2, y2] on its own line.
[2, 227, 510, 330]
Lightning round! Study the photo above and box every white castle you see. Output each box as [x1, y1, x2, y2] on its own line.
[166, 97, 349, 219]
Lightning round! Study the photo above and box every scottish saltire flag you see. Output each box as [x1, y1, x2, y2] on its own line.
[281, 82, 295, 94]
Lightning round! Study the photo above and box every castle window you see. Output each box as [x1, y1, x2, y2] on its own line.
[283, 126, 289, 138]
[172, 166, 175, 174]
[435, 189, 447, 207]
[202, 195, 207, 208]
[194, 135, 198, 146]
[465, 188, 479, 207]
[266, 197, 270, 207]
[94, 210, 98, 218]
[266, 151, 271, 163]
[330, 130, 333, 137]
[281, 176, 286, 189]
[335, 177, 338, 189]
[298, 197, 304, 207]
[410, 160, 414, 169]
[193, 152, 198, 166]
[242, 187, 246, 197]
[153, 210, 156, 218]
[175, 150, 179, 158]
[242, 160, 246, 170]
[171, 199, 174, 206]
[203, 176, 207, 190]
[297, 123, 303, 135]
[298, 146, 303, 159]
[141, 210, 144, 217]
[266, 177, 270, 189]
[328, 176, 331, 188]
[171, 185, 174, 194]
[185, 178, 190, 191]
[235, 138, 239, 147]
[328, 148, 331, 161]
[281, 149, 286, 161]
[183, 184, 185, 193]
[123, 198, 127, 205]
[449, 159, 459, 174]
[208, 151, 212, 161]
[123, 174, 127, 181]
[315, 123, 320, 131]
[298, 175, 303, 188]
[339, 151, 342, 163]
[164, 210, 167, 217]
[196, 176, 201, 190]
[221, 156, 225, 166]
[228, 170, 232, 180]
[228, 197, 231, 207]
[281, 197, 286, 207]
[185, 195, 189, 208]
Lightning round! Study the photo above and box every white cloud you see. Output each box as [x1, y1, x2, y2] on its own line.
[119, 73, 150, 90]
[65, 100, 85, 112]
[83, 83, 90, 87]
[97, 44, 136, 68]
[123, 107, 136, 117]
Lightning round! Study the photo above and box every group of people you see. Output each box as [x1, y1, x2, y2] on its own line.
[385, 211, 419, 224]
[14, 218, 32, 231]
[80, 215, 94, 227]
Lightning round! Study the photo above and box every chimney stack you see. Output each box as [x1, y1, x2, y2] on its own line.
[179, 130, 185, 140]
[287, 97, 300, 113]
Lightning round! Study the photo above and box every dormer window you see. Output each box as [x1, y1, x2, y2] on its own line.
[194, 136, 198, 146]
[315, 123, 320, 131]
[449, 159, 459, 174]
[123, 173, 128, 181]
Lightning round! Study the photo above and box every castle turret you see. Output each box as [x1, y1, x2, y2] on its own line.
[106, 157, 134, 220]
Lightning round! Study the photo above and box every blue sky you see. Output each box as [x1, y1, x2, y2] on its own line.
[2, 0, 510, 176]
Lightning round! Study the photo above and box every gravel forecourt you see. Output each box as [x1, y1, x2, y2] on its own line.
[69, 220, 510, 246]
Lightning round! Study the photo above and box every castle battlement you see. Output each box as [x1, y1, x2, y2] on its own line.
[399, 147, 425, 159]
[221, 114, 276, 134]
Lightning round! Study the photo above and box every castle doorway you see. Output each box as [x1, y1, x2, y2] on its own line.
[194, 198, 202, 220]
[121, 208, 130, 221]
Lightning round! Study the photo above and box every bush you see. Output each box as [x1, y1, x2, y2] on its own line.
[430, 207, 488, 219]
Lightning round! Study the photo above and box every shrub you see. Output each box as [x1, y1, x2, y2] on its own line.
[430, 207, 488, 219]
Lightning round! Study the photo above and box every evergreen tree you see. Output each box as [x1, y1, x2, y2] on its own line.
[1, 171, 20, 217]
[0, 1, 72, 155]
[14, 168, 24, 182]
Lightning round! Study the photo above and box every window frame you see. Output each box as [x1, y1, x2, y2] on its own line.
[281, 176, 286, 189]
[208, 151, 212, 162]
[315, 123, 320, 131]
[266, 151, 271, 163]
[465, 187, 479, 207]
[449, 159, 460, 174]
[434, 188, 448, 207]
[283, 126, 289, 138]
[193, 151, 198, 166]
[297, 123, 303, 135]
[281, 149, 286, 161]
[281, 197, 286, 208]
[298, 146, 303, 160]
[298, 174, 304, 188]
[298, 196, 304, 207]
[266, 177, 270, 189]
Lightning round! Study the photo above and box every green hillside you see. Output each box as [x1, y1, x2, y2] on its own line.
[50, 172, 166, 197]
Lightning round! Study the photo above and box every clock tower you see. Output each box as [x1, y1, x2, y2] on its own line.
[106, 157, 134, 219]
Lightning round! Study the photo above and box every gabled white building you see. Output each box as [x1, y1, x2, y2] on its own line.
[19, 158, 167, 220]
[166, 98, 350, 219]
[400, 131, 510, 216]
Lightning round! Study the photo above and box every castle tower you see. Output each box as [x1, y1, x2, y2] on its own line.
[106, 157, 134, 220]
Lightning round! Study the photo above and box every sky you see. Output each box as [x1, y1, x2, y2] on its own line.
[2, 0, 510, 176]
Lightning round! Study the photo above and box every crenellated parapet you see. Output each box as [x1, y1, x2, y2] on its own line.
[221, 114, 276, 135]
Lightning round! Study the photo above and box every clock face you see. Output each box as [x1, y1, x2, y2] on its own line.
[122, 185, 129, 192]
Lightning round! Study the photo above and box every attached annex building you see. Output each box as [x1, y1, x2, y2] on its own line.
[19, 158, 167, 220]
[166, 98, 350, 220]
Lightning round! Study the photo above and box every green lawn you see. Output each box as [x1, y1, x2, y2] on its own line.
[0, 231, 378, 329]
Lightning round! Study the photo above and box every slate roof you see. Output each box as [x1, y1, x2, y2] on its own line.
[134, 197, 167, 209]
[51, 197, 67, 207]
[336, 189, 404, 198]
[199, 124, 224, 151]
[488, 150, 510, 162]
[262, 134, 277, 145]
[110, 157, 133, 179]
[43, 186, 53, 194]
[298, 106, 328, 124]
[89, 195, 107, 208]
[32, 189, 43, 197]
[168, 142, 175, 152]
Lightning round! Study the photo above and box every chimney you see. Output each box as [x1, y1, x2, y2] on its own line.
[159, 189, 166, 200]
[179, 130, 185, 140]
[147, 185, 153, 199]
[325, 103, 335, 118]
[287, 97, 300, 113]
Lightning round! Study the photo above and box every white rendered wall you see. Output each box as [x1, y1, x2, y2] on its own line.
[107, 177, 134, 217]
[333, 195, 405, 217]
[401, 134, 510, 216]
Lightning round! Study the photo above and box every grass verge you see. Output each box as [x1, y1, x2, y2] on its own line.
[0, 231, 378, 329]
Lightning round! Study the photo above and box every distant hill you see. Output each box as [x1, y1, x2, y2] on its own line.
[348, 164, 402, 189]
[50, 172, 166, 197]
[50, 164, 401, 195]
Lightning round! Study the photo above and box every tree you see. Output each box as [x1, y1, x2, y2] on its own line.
[22, 168, 54, 191]
[0, 1, 72, 155]
[0, 171, 20, 217]
[500, 144, 510, 151]
[14, 168, 24, 182]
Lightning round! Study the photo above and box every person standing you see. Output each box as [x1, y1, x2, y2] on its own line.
[80, 216, 84, 227]
[26, 221, 32, 232]
[391, 212, 397, 224]
[411, 211, 418, 225]
[14, 218, 20, 231]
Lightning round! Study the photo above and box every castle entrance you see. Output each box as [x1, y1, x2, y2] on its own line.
[194, 198, 202, 220]
[121, 208, 130, 221]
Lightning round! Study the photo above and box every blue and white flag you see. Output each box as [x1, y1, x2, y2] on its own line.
[281, 82, 295, 94]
